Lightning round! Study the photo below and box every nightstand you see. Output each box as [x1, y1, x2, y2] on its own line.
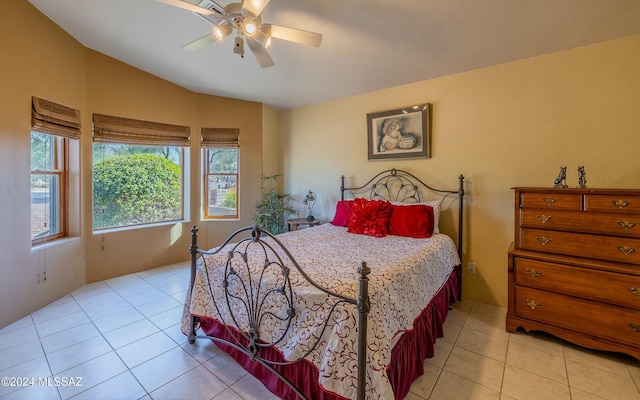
[287, 218, 321, 231]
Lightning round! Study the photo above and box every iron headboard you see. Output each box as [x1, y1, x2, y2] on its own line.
[340, 168, 465, 263]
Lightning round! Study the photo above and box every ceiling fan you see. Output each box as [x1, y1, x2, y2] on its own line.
[157, 0, 323, 68]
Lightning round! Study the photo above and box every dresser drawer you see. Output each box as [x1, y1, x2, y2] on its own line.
[585, 194, 640, 213]
[514, 286, 640, 347]
[520, 209, 640, 238]
[519, 192, 581, 210]
[514, 257, 640, 309]
[520, 228, 640, 264]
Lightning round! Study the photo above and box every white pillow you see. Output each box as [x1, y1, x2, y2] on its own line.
[392, 200, 441, 234]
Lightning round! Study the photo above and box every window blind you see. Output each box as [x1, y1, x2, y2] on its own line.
[201, 127, 239, 148]
[92, 113, 190, 147]
[31, 96, 81, 140]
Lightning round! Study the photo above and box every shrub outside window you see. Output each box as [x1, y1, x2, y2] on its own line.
[92, 144, 184, 229]
[92, 114, 190, 231]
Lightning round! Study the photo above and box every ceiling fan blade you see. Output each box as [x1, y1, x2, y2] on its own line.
[242, 0, 270, 17]
[156, 0, 221, 17]
[182, 33, 216, 51]
[247, 38, 275, 68]
[267, 25, 323, 47]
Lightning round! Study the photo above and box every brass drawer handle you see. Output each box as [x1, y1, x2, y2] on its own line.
[536, 215, 552, 224]
[618, 221, 637, 230]
[630, 288, 640, 297]
[525, 269, 542, 277]
[617, 246, 637, 255]
[536, 237, 552, 245]
[630, 323, 640, 334]
[543, 197, 557, 206]
[613, 200, 630, 209]
[525, 299, 541, 309]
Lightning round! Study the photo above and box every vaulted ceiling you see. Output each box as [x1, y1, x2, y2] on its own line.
[28, 0, 640, 109]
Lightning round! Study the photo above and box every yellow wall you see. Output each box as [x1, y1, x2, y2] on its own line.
[0, 1, 87, 328]
[83, 50, 200, 282]
[283, 35, 640, 307]
[196, 94, 264, 249]
[84, 53, 265, 281]
[262, 105, 283, 178]
[0, 2, 265, 328]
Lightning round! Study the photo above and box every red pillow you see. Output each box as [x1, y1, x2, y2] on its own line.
[331, 200, 354, 227]
[388, 204, 434, 238]
[348, 198, 392, 237]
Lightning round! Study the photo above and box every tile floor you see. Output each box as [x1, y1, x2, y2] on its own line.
[1, 261, 640, 400]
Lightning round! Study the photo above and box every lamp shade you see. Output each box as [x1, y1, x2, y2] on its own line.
[213, 21, 233, 40]
[243, 18, 258, 36]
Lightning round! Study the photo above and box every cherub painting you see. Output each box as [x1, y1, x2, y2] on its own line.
[368, 104, 430, 160]
[379, 118, 417, 152]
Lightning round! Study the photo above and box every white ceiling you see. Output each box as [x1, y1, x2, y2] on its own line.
[27, 0, 640, 110]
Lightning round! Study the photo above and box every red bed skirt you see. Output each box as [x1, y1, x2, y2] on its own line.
[198, 265, 461, 400]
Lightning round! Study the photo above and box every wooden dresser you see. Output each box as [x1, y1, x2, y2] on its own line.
[507, 187, 640, 359]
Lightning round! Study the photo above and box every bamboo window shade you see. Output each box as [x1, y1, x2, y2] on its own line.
[31, 96, 81, 140]
[201, 127, 239, 148]
[92, 113, 190, 147]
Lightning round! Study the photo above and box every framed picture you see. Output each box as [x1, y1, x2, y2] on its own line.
[367, 104, 430, 160]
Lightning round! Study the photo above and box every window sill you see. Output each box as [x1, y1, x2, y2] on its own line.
[92, 220, 186, 235]
[31, 236, 80, 252]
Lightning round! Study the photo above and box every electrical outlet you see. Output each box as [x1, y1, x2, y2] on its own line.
[468, 261, 477, 274]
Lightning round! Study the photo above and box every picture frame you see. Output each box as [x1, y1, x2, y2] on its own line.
[367, 104, 430, 160]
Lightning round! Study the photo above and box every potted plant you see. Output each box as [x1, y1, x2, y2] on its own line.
[253, 174, 294, 234]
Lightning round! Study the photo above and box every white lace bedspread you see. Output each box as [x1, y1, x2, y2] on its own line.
[181, 223, 460, 399]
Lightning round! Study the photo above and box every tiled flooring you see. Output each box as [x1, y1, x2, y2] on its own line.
[1, 261, 640, 400]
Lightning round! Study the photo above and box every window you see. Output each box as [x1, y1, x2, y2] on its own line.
[31, 133, 67, 243]
[202, 128, 239, 219]
[92, 114, 190, 230]
[30, 97, 81, 245]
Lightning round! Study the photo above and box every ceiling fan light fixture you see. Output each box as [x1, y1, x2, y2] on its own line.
[243, 19, 257, 36]
[241, 13, 261, 38]
[213, 21, 232, 40]
[164, 0, 322, 68]
[254, 28, 271, 48]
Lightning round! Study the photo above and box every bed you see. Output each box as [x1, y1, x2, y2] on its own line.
[181, 168, 465, 400]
